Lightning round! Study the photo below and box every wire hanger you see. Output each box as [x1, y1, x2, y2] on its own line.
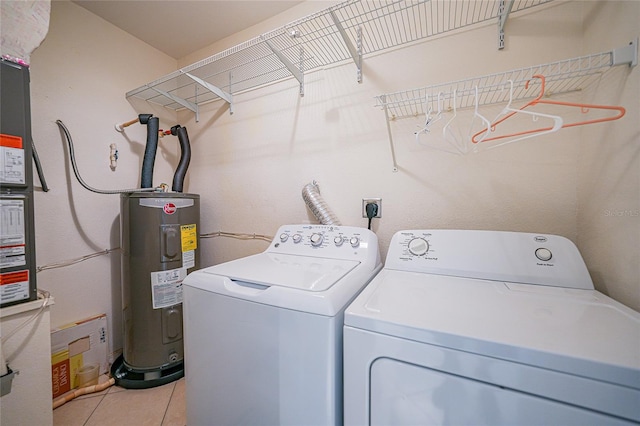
[471, 79, 563, 147]
[415, 92, 444, 142]
[414, 93, 433, 140]
[472, 74, 625, 144]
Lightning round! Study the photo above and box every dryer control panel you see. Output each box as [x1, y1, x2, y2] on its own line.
[269, 225, 380, 263]
[385, 230, 593, 290]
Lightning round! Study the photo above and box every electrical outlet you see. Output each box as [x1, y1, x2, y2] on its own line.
[362, 198, 382, 218]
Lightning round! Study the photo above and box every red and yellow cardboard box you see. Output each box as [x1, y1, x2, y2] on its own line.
[51, 314, 108, 398]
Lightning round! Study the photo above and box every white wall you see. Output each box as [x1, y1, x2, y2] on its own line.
[27, 0, 639, 363]
[577, 1, 640, 310]
[181, 0, 640, 309]
[29, 0, 177, 357]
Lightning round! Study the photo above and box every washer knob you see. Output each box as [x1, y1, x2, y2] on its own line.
[408, 237, 429, 256]
[350, 237, 360, 248]
[334, 236, 344, 246]
[535, 248, 552, 262]
[279, 233, 289, 243]
[310, 233, 323, 246]
[292, 234, 302, 243]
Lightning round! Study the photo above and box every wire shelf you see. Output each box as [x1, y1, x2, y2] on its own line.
[126, 0, 553, 114]
[375, 39, 637, 169]
[375, 50, 622, 120]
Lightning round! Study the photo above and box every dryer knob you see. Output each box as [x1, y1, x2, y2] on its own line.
[310, 233, 323, 246]
[408, 237, 429, 256]
[350, 237, 360, 248]
[280, 233, 289, 243]
[334, 236, 344, 246]
[292, 234, 302, 243]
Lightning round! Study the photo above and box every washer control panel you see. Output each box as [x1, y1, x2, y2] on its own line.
[269, 225, 378, 261]
[385, 230, 593, 290]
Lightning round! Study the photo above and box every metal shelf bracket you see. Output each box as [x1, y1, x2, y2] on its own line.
[612, 37, 638, 67]
[265, 40, 304, 97]
[149, 85, 199, 121]
[330, 11, 362, 83]
[183, 71, 234, 115]
[299, 47, 305, 97]
[381, 95, 399, 173]
[498, 0, 515, 50]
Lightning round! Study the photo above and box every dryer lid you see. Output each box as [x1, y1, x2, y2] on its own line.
[203, 252, 360, 292]
[345, 269, 640, 389]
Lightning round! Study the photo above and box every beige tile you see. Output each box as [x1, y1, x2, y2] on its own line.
[53, 394, 103, 426]
[107, 382, 127, 394]
[84, 382, 176, 426]
[162, 377, 186, 426]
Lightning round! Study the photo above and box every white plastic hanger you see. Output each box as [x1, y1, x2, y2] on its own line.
[476, 80, 563, 150]
[468, 85, 492, 151]
[441, 89, 468, 154]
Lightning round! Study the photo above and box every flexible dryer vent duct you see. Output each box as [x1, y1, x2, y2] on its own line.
[302, 181, 341, 226]
[171, 125, 191, 192]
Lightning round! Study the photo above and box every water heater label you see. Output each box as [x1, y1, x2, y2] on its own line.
[183, 250, 195, 269]
[139, 198, 194, 209]
[181, 224, 197, 252]
[150, 267, 187, 309]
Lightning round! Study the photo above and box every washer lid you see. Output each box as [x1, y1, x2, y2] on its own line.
[203, 252, 360, 291]
[345, 269, 640, 389]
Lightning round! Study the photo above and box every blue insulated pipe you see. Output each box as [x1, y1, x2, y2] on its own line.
[171, 125, 191, 193]
[140, 116, 159, 188]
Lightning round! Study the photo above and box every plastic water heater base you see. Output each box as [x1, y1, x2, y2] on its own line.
[110, 355, 184, 389]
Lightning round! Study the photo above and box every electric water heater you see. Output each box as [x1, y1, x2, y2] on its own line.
[117, 192, 200, 386]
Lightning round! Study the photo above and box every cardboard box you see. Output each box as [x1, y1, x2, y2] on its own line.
[51, 314, 108, 398]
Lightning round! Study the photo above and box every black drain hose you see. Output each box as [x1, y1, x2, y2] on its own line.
[140, 116, 159, 188]
[171, 125, 191, 193]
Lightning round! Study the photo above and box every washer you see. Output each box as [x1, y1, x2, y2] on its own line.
[183, 224, 381, 426]
[344, 230, 640, 425]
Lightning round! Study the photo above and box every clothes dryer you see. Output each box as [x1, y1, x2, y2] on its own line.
[344, 230, 640, 425]
[184, 224, 381, 426]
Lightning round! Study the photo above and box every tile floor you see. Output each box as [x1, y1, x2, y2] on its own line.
[53, 375, 185, 426]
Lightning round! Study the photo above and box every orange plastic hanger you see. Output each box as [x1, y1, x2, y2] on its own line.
[471, 79, 563, 148]
[472, 74, 626, 144]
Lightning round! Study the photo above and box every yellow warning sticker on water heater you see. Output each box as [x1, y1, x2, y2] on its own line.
[181, 224, 197, 252]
